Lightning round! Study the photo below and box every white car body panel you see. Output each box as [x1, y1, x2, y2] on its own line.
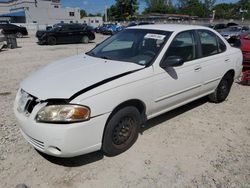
[21, 54, 142, 100]
[14, 24, 243, 157]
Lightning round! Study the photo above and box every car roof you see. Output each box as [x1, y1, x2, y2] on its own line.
[127, 24, 213, 33]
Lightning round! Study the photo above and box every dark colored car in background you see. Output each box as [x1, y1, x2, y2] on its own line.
[0, 23, 28, 38]
[36, 23, 95, 45]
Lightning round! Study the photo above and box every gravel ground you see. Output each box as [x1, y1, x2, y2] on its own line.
[0, 34, 250, 188]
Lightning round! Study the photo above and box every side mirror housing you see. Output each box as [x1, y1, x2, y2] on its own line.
[160, 56, 184, 68]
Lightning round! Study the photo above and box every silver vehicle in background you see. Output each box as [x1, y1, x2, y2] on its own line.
[220, 26, 249, 40]
[0, 29, 7, 50]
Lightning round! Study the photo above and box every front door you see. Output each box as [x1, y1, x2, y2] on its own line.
[152, 30, 203, 116]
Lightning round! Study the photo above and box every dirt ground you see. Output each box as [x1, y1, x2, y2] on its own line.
[0, 34, 250, 188]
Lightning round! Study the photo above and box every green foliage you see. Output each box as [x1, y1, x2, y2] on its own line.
[177, 0, 205, 17]
[107, 0, 139, 21]
[80, 9, 87, 19]
[88, 13, 102, 17]
[213, 0, 250, 19]
[143, 0, 176, 14]
[213, 3, 237, 19]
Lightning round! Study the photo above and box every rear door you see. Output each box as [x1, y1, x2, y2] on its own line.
[197, 30, 229, 94]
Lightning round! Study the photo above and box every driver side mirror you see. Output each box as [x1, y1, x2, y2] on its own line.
[160, 56, 184, 68]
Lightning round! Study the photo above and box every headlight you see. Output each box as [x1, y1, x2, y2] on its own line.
[36, 105, 90, 123]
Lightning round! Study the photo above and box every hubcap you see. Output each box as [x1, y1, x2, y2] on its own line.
[112, 116, 134, 145]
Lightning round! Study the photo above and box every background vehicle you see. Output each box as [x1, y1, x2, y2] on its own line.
[240, 31, 250, 65]
[0, 23, 28, 38]
[36, 23, 95, 45]
[0, 29, 7, 49]
[101, 24, 124, 35]
[220, 26, 249, 43]
[127, 21, 154, 27]
[15, 25, 242, 157]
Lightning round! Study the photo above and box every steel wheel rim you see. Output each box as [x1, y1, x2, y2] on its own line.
[112, 116, 134, 146]
[219, 80, 229, 99]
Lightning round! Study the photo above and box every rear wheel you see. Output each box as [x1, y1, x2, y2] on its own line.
[82, 36, 89, 44]
[16, 32, 23, 38]
[208, 73, 234, 103]
[102, 106, 141, 156]
[47, 36, 57, 45]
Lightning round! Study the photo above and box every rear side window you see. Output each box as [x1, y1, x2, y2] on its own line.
[198, 30, 219, 57]
[165, 31, 197, 62]
[217, 37, 226, 53]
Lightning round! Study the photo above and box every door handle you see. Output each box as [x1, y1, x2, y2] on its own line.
[194, 66, 202, 72]
[225, 59, 230, 62]
[68, 32, 73, 35]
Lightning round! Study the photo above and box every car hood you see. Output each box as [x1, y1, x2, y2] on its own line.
[21, 54, 143, 100]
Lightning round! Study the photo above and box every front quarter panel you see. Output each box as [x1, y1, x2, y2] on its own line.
[71, 66, 155, 118]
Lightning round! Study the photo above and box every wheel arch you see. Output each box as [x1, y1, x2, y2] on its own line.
[101, 99, 147, 144]
[225, 69, 235, 79]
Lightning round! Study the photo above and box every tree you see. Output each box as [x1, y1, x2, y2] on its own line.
[88, 13, 102, 17]
[213, 3, 237, 19]
[80, 9, 87, 18]
[202, 0, 216, 17]
[237, 0, 250, 19]
[143, 0, 176, 14]
[177, 0, 204, 17]
[107, 0, 139, 21]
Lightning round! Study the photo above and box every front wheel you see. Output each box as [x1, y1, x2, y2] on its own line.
[47, 36, 57, 45]
[102, 106, 141, 156]
[208, 73, 234, 103]
[82, 36, 89, 44]
[16, 32, 23, 38]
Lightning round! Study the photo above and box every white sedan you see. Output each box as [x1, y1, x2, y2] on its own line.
[14, 24, 243, 157]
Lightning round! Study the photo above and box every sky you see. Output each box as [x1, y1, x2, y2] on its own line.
[0, 0, 240, 14]
[61, 0, 239, 14]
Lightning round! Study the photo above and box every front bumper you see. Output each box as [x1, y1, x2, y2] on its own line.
[14, 91, 110, 157]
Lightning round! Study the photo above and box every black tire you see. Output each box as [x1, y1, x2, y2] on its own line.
[82, 36, 89, 44]
[47, 36, 57, 45]
[208, 73, 234, 103]
[16, 32, 23, 38]
[102, 106, 141, 156]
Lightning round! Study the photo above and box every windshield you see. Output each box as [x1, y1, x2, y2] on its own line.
[87, 29, 171, 66]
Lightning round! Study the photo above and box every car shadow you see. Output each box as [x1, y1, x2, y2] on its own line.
[37, 97, 208, 167]
[36, 41, 96, 46]
[141, 97, 208, 133]
[37, 150, 104, 167]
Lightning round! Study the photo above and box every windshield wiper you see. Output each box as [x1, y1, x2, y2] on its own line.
[99, 56, 111, 60]
[85, 51, 96, 57]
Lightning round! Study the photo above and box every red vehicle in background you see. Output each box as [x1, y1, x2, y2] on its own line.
[240, 32, 250, 84]
[240, 32, 250, 65]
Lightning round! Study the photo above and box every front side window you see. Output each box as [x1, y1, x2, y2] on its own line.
[165, 30, 197, 62]
[87, 29, 171, 66]
[198, 30, 219, 57]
